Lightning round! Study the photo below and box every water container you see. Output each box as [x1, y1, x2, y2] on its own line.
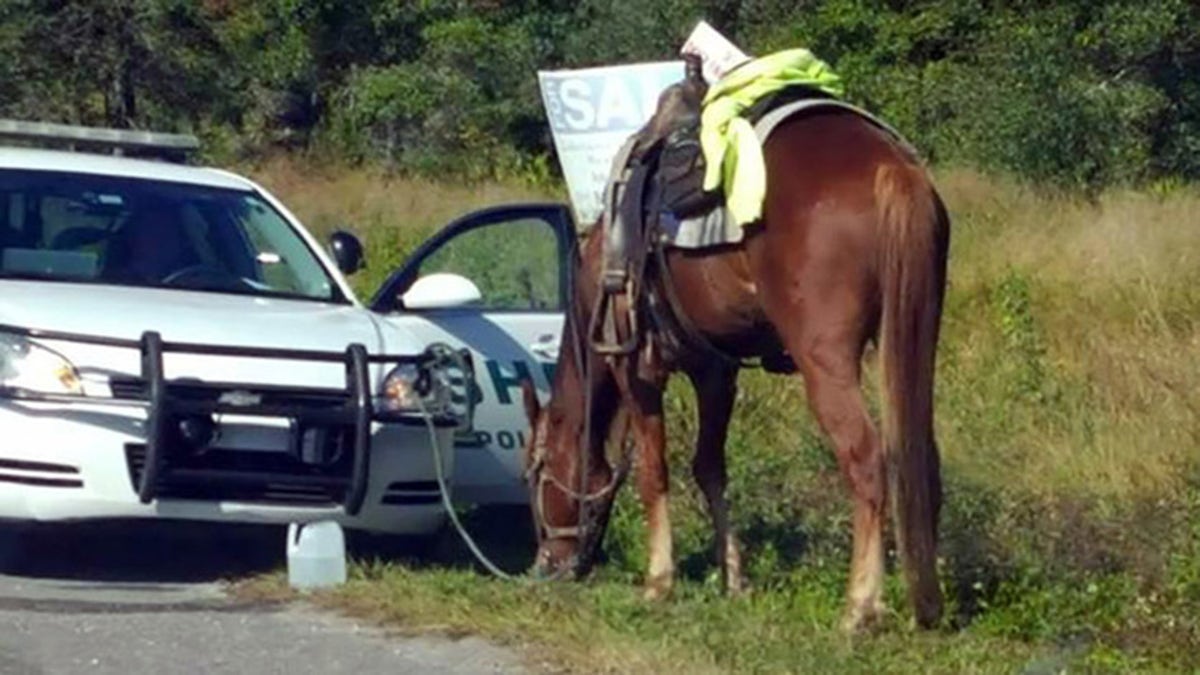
[286, 520, 347, 590]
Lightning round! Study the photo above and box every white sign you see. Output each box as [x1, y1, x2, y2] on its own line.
[681, 20, 751, 84]
[538, 61, 685, 226]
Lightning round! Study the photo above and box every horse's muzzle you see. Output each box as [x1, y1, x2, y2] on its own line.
[528, 550, 582, 581]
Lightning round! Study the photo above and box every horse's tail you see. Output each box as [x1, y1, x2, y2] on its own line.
[875, 161, 949, 628]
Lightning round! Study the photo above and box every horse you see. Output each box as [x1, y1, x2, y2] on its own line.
[520, 104, 950, 632]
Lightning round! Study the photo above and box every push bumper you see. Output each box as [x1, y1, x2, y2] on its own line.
[0, 325, 465, 534]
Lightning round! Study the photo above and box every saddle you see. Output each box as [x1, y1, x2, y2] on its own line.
[589, 56, 825, 371]
[590, 56, 708, 355]
[639, 62, 722, 219]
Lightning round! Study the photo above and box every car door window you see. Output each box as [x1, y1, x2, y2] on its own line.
[375, 204, 574, 504]
[416, 218, 562, 311]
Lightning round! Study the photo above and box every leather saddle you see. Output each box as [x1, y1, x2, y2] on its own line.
[589, 56, 712, 354]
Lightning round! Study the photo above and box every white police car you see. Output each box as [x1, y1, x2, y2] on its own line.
[0, 120, 571, 534]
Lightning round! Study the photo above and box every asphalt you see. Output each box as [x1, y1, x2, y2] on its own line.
[0, 522, 528, 675]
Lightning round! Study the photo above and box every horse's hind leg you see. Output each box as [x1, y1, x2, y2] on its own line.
[790, 334, 887, 632]
[686, 363, 744, 594]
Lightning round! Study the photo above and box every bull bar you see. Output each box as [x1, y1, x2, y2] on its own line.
[0, 322, 462, 516]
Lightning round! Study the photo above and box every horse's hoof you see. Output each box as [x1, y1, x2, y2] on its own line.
[839, 601, 888, 635]
[642, 586, 669, 601]
[642, 577, 673, 601]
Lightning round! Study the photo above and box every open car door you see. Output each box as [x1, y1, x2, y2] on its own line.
[372, 204, 575, 505]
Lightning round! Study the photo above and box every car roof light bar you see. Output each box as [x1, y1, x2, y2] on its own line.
[0, 119, 200, 160]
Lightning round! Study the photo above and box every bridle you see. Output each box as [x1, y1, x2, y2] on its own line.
[525, 427, 629, 541]
[524, 234, 634, 575]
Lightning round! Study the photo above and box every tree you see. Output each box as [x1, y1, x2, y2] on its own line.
[0, 0, 225, 130]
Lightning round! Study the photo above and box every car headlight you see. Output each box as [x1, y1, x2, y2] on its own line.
[0, 332, 83, 395]
[378, 362, 451, 415]
[377, 345, 474, 429]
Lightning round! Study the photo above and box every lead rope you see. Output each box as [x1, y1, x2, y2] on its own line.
[417, 343, 605, 581]
[416, 346, 527, 581]
[416, 234, 606, 582]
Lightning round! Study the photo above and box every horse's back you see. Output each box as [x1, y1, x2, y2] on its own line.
[747, 111, 938, 348]
[761, 109, 923, 252]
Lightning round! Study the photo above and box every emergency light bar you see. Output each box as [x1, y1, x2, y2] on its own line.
[0, 119, 199, 162]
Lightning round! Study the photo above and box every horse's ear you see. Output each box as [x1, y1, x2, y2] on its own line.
[519, 378, 541, 427]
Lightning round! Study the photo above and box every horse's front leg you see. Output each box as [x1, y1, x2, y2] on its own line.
[620, 367, 673, 600]
[633, 402, 672, 600]
[686, 363, 744, 594]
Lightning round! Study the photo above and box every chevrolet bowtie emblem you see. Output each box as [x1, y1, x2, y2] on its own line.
[218, 390, 262, 407]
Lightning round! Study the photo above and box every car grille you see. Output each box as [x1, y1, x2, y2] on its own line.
[108, 376, 147, 400]
[124, 443, 344, 506]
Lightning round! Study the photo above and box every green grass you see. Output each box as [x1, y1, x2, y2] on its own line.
[245, 160, 1200, 673]
[240, 504, 1189, 673]
[322, 567, 1049, 674]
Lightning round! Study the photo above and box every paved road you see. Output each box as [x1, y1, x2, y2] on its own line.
[0, 522, 527, 675]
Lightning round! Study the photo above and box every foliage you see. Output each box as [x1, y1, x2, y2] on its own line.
[0, 0, 225, 129]
[773, 0, 1198, 189]
[2, 1, 1198, 189]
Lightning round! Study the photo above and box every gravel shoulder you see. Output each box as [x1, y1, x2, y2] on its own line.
[0, 522, 528, 675]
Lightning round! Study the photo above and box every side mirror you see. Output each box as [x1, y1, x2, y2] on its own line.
[401, 273, 483, 310]
[328, 230, 364, 275]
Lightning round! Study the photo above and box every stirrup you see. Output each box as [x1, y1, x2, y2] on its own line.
[588, 280, 640, 355]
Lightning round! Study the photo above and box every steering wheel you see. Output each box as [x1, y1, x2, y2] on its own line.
[160, 264, 248, 290]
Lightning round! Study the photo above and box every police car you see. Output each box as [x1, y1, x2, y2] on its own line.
[0, 120, 570, 534]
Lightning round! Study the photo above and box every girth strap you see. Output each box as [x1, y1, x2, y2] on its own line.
[648, 242, 748, 368]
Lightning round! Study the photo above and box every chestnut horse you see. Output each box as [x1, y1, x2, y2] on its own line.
[521, 108, 949, 632]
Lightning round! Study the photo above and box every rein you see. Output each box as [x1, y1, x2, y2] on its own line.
[526, 234, 634, 574]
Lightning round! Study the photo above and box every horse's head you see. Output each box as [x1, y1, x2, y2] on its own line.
[520, 378, 619, 580]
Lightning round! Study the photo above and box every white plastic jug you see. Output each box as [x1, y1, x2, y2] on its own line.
[286, 520, 347, 590]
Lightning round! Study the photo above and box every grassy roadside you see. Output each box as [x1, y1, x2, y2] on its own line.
[241, 160, 1199, 673]
[235, 511, 1165, 674]
[240, 567, 1053, 674]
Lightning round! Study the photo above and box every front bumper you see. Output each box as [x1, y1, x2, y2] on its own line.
[0, 401, 453, 534]
[0, 326, 464, 534]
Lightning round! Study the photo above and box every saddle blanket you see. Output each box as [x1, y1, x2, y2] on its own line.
[609, 98, 914, 249]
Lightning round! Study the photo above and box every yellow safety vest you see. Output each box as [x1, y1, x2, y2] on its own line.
[700, 49, 843, 225]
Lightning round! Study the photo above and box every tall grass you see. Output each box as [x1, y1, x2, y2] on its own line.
[251, 159, 1200, 670]
[939, 172, 1199, 500]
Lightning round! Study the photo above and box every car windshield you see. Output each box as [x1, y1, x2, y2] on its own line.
[0, 169, 341, 303]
